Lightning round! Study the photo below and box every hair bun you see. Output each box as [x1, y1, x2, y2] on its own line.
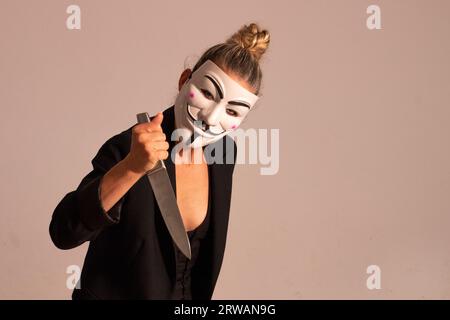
[226, 23, 270, 61]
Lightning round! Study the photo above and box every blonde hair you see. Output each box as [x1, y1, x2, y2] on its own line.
[191, 23, 270, 95]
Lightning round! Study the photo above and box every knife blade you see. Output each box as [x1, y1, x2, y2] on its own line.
[136, 112, 191, 260]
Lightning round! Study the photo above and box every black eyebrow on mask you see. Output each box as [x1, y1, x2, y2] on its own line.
[205, 75, 224, 99]
[228, 101, 251, 108]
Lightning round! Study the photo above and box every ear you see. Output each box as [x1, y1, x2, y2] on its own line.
[178, 68, 192, 91]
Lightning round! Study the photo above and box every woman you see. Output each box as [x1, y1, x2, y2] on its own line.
[50, 22, 270, 300]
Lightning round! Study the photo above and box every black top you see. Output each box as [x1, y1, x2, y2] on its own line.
[49, 105, 237, 299]
[172, 180, 212, 300]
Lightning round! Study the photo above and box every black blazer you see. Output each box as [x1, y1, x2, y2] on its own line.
[49, 105, 237, 299]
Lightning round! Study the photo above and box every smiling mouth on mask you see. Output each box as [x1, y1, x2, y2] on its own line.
[186, 103, 225, 136]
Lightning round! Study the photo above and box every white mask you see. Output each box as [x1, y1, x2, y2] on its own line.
[174, 59, 259, 148]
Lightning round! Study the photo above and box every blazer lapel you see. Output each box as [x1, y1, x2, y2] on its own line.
[157, 105, 232, 295]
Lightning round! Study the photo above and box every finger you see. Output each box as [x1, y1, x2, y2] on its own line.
[152, 141, 170, 151]
[138, 131, 166, 143]
[148, 131, 166, 142]
[157, 150, 169, 160]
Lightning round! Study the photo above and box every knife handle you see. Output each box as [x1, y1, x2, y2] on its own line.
[136, 112, 167, 172]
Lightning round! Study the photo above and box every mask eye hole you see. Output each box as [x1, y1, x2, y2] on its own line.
[200, 89, 214, 101]
[226, 109, 239, 117]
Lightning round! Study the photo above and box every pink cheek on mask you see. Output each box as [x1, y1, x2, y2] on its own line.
[189, 92, 195, 98]
[231, 125, 237, 129]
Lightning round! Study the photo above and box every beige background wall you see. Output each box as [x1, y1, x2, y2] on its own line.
[0, 0, 449, 299]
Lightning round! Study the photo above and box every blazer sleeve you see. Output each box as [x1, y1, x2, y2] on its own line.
[49, 134, 127, 250]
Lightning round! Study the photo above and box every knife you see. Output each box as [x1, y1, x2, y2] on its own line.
[136, 112, 192, 260]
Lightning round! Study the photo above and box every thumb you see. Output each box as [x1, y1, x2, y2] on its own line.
[149, 112, 163, 131]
